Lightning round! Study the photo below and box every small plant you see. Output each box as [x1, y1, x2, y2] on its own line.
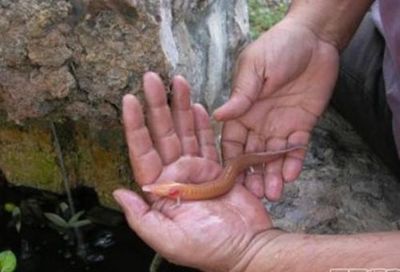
[44, 202, 90, 259]
[0, 250, 17, 272]
[44, 202, 91, 231]
[248, 0, 288, 39]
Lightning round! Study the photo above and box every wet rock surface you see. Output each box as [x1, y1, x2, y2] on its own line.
[267, 108, 400, 234]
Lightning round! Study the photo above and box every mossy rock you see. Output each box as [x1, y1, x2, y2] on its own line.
[0, 120, 139, 210]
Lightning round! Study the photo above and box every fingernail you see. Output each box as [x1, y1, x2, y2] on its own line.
[283, 161, 301, 182]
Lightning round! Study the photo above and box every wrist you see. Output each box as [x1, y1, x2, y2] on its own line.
[284, 0, 372, 50]
[231, 229, 286, 272]
[235, 231, 400, 271]
[284, 4, 343, 50]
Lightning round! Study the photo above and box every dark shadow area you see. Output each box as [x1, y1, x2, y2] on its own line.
[0, 176, 198, 272]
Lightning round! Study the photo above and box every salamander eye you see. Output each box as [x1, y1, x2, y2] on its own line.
[168, 188, 180, 199]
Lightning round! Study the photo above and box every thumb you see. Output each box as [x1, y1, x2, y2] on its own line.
[213, 56, 263, 121]
[113, 189, 150, 223]
[113, 189, 175, 249]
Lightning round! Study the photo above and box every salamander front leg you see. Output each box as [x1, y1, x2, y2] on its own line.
[168, 188, 182, 208]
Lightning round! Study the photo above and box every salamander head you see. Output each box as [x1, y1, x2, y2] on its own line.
[142, 182, 181, 199]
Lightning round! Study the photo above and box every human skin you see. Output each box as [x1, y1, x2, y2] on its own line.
[113, 0, 400, 271]
[114, 73, 400, 272]
[114, 72, 277, 271]
[213, 0, 374, 201]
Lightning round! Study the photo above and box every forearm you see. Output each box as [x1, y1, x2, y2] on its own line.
[242, 231, 400, 272]
[285, 0, 373, 49]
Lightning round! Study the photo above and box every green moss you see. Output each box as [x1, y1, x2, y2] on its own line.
[74, 124, 139, 209]
[0, 126, 63, 192]
[248, 0, 288, 39]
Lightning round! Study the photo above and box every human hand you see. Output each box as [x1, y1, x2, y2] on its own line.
[214, 18, 340, 201]
[114, 72, 279, 271]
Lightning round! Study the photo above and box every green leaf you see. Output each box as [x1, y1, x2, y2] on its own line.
[44, 213, 69, 228]
[15, 222, 21, 233]
[3, 203, 17, 213]
[11, 207, 20, 218]
[68, 211, 85, 225]
[0, 250, 17, 272]
[69, 219, 91, 228]
[59, 202, 69, 213]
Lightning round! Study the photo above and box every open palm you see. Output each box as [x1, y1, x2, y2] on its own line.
[114, 72, 274, 271]
[214, 21, 340, 201]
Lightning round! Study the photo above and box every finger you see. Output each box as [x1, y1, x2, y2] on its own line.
[283, 131, 309, 182]
[213, 50, 263, 121]
[122, 94, 162, 185]
[264, 138, 286, 202]
[143, 72, 181, 164]
[171, 75, 199, 156]
[157, 156, 221, 185]
[192, 103, 218, 162]
[244, 132, 264, 198]
[221, 120, 247, 183]
[113, 189, 176, 255]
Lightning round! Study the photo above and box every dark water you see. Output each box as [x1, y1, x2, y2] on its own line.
[0, 175, 198, 272]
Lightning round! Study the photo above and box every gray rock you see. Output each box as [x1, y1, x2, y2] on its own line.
[267, 109, 400, 234]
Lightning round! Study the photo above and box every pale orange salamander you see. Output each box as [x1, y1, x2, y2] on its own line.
[142, 145, 306, 201]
